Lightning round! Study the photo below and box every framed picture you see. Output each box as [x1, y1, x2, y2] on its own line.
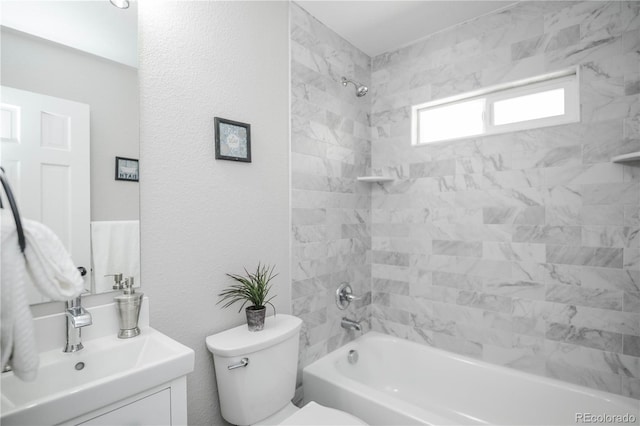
[115, 156, 139, 182]
[214, 117, 251, 163]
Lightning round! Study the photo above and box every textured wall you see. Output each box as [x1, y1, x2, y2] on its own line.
[1, 27, 139, 221]
[370, 1, 640, 399]
[139, 2, 290, 424]
[290, 3, 372, 373]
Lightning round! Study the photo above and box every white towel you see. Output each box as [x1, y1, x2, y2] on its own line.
[23, 219, 85, 301]
[91, 221, 140, 293]
[1, 225, 38, 381]
[1, 211, 85, 380]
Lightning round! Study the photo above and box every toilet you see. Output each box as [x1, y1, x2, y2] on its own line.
[205, 314, 367, 425]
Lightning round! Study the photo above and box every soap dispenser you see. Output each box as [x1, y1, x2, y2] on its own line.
[114, 277, 143, 338]
[105, 273, 124, 289]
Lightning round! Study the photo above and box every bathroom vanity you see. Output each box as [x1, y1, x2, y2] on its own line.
[0, 299, 194, 426]
[61, 377, 186, 426]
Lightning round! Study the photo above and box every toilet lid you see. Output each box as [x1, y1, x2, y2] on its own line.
[280, 402, 368, 425]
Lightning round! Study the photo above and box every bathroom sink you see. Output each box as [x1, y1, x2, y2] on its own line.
[1, 327, 194, 425]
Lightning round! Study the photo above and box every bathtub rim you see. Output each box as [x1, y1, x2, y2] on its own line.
[303, 331, 639, 420]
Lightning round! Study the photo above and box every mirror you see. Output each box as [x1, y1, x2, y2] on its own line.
[0, 1, 139, 304]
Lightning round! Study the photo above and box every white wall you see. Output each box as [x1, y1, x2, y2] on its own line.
[139, 2, 290, 425]
[0, 27, 139, 221]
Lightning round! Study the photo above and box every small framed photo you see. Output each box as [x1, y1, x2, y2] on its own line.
[115, 156, 139, 182]
[215, 117, 251, 163]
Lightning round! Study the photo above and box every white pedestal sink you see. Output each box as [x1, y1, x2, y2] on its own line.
[1, 299, 194, 425]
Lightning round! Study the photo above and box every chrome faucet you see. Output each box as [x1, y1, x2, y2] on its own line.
[341, 317, 362, 332]
[336, 283, 361, 310]
[64, 296, 92, 352]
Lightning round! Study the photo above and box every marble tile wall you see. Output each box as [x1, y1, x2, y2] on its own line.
[370, 1, 640, 399]
[290, 3, 372, 378]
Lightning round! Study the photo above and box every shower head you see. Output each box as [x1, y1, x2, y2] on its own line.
[341, 77, 368, 97]
[356, 85, 369, 97]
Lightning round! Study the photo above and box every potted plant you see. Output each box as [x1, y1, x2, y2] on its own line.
[217, 263, 277, 331]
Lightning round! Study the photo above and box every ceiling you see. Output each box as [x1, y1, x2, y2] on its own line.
[296, 1, 518, 57]
[0, 1, 517, 67]
[0, 0, 138, 68]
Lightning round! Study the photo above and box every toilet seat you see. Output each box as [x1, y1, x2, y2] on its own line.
[279, 402, 368, 425]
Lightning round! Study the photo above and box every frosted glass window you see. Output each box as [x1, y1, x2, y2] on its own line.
[418, 98, 485, 144]
[493, 88, 565, 125]
[411, 68, 579, 146]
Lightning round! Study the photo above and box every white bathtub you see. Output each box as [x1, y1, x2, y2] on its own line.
[303, 332, 639, 425]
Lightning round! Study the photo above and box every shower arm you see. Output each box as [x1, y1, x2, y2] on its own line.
[341, 77, 360, 89]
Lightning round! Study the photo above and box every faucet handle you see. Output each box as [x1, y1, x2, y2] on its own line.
[65, 303, 92, 328]
[345, 293, 361, 302]
[336, 283, 361, 310]
[72, 308, 92, 328]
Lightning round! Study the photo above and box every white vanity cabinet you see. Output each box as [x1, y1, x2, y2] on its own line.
[1, 305, 194, 426]
[0, 300, 195, 426]
[63, 377, 187, 426]
[77, 388, 170, 425]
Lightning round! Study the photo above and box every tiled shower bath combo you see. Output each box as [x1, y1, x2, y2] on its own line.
[292, 1, 640, 400]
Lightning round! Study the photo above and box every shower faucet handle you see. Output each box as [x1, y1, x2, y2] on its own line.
[336, 283, 361, 310]
[345, 291, 361, 302]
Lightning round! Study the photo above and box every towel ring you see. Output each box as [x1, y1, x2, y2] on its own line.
[0, 167, 26, 253]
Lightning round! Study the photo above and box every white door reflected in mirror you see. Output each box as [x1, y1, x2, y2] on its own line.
[1, 86, 91, 302]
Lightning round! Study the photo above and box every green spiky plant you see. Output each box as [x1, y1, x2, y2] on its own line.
[217, 263, 277, 315]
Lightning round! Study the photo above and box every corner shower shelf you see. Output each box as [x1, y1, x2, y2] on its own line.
[356, 176, 394, 183]
[611, 152, 640, 163]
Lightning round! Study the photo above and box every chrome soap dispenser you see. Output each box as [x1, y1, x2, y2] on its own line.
[114, 277, 143, 338]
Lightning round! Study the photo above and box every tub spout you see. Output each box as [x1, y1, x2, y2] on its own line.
[341, 317, 362, 332]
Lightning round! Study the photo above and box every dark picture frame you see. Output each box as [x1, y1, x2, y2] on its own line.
[115, 156, 139, 182]
[214, 117, 251, 163]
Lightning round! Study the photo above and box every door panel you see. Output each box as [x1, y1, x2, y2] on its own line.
[1, 86, 91, 302]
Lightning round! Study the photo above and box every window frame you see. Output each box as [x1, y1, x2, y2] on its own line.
[411, 67, 580, 146]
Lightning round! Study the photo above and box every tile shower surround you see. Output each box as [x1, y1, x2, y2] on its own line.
[290, 2, 372, 374]
[291, 1, 640, 399]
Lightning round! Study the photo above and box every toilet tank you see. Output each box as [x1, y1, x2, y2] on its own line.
[206, 314, 302, 425]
